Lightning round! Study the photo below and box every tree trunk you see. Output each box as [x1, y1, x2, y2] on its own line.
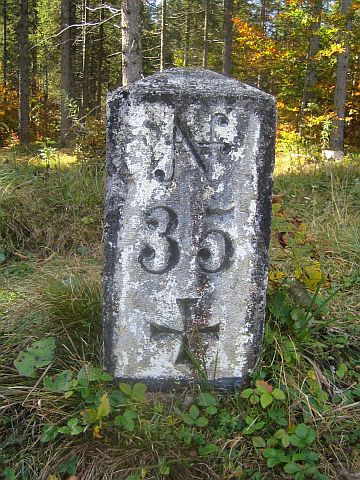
[203, 0, 210, 69]
[60, 0, 74, 147]
[328, 0, 353, 153]
[160, 0, 166, 71]
[81, 0, 89, 115]
[96, 0, 105, 113]
[3, 0, 7, 84]
[122, 0, 142, 86]
[183, 1, 190, 67]
[257, 0, 266, 88]
[223, 0, 233, 77]
[19, 0, 30, 144]
[300, 0, 322, 130]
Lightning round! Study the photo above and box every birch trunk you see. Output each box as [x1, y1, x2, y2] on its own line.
[203, 0, 210, 69]
[328, 0, 353, 153]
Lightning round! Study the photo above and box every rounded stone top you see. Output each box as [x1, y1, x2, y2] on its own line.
[109, 68, 275, 104]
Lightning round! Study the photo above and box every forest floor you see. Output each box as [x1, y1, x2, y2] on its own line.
[0, 145, 359, 480]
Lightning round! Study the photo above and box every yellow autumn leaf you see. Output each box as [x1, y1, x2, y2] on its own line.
[93, 424, 102, 439]
[295, 262, 325, 291]
[47, 476, 60, 480]
[269, 270, 287, 282]
[97, 393, 110, 418]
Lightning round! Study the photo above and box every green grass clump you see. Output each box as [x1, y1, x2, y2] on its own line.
[0, 146, 104, 256]
[0, 148, 359, 479]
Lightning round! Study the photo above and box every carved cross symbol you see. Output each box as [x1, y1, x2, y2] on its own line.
[150, 298, 220, 365]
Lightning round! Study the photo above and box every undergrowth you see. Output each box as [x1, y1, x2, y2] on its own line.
[0, 148, 359, 479]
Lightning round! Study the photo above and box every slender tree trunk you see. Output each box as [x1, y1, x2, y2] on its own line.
[96, 0, 105, 113]
[19, 0, 30, 144]
[329, 0, 353, 153]
[300, 0, 322, 130]
[60, 0, 73, 146]
[44, 49, 49, 138]
[122, 0, 142, 86]
[81, 0, 89, 115]
[160, 0, 166, 71]
[257, 0, 266, 88]
[223, 0, 233, 76]
[183, 1, 190, 67]
[3, 0, 7, 84]
[203, 0, 210, 68]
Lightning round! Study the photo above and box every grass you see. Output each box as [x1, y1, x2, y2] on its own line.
[0, 146, 359, 479]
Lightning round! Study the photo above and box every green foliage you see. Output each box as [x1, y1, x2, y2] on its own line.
[57, 454, 80, 475]
[14, 337, 55, 377]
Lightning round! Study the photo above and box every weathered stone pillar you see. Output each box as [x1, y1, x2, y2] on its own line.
[104, 68, 276, 389]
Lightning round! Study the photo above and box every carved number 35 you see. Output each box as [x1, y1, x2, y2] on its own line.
[139, 206, 233, 274]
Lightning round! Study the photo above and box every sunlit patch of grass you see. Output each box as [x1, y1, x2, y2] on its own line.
[0, 148, 104, 255]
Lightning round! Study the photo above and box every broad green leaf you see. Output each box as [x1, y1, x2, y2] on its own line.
[263, 448, 277, 459]
[114, 411, 136, 431]
[70, 425, 83, 435]
[272, 388, 286, 400]
[29, 337, 56, 367]
[57, 454, 79, 475]
[198, 444, 218, 456]
[206, 406, 217, 415]
[245, 416, 255, 426]
[189, 404, 200, 419]
[43, 370, 73, 392]
[267, 457, 281, 468]
[274, 429, 290, 448]
[336, 363, 348, 379]
[14, 337, 56, 377]
[268, 408, 287, 426]
[195, 416, 208, 427]
[120, 382, 132, 396]
[268, 291, 291, 320]
[295, 423, 315, 441]
[250, 393, 260, 404]
[183, 414, 195, 426]
[255, 421, 265, 430]
[198, 392, 217, 406]
[58, 426, 71, 434]
[123, 409, 137, 419]
[109, 390, 127, 407]
[131, 383, 147, 402]
[41, 425, 59, 443]
[260, 393, 273, 408]
[132, 383, 147, 394]
[241, 388, 254, 399]
[252, 436, 266, 448]
[100, 372, 113, 382]
[284, 462, 302, 474]
[0, 251, 6, 264]
[14, 351, 36, 377]
[67, 417, 79, 428]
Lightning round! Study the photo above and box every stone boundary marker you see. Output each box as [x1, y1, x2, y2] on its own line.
[104, 68, 276, 390]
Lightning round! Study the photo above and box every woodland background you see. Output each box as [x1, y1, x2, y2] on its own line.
[0, 2, 360, 479]
[0, 0, 359, 153]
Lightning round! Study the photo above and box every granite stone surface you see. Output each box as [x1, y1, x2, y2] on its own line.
[104, 68, 276, 389]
